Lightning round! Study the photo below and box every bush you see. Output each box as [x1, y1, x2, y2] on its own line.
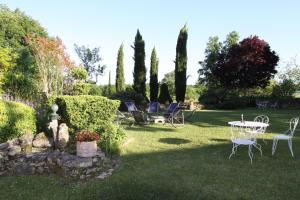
[48, 95, 120, 133]
[98, 122, 125, 154]
[0, 100, 36, 142]
[110, 90, 149, 111]
[72, 83, 102, 95]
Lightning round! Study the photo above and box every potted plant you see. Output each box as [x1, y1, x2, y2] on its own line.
[76, 130, 100, 157]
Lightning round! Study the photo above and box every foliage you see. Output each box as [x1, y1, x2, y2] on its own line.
[0, 5, 47, 49]
[175, 24, 188, 102]
[272, 79, 296, 98]
[98, 122, 125, 154]
[150, 47, 159, 102]
[108, 70, 112, 96]
[161, 71, 175, 97]
[278, 56, 300, 86]
[185, 85, 199, 102]
[76, 130, 100, 142]
[74, 44, 106, 83]
[3, 47, 38, 100]
[0, 48, 18, 90]
[132, 30, 146, 97]
[0, 100, 36, 142]
[70, 66, 88, 82]
[158, 83, 173, 104]
[48, 95, 120, 133]
[71, 83, 102, 95]
[198, 31, 239, 86]
[110, 89, 148, 111]
[115, 43, 125, 92]
[26, 36, 74, 98]
[213, 35, 279, 89]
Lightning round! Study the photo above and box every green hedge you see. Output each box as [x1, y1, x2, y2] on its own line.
[49, 95, 120, 132]
[0, 100, 36, 142]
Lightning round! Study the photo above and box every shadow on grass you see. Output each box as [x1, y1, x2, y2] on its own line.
[159, 138, 191, 145]
[125, 125, 176, 133]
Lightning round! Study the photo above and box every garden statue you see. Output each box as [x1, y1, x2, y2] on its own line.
[49, 104, 60, 149]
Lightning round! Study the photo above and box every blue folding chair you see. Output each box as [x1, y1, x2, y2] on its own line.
[125, 102, 138, 113]
[148, 102, 160, 113]
[164, 103, 178, 117]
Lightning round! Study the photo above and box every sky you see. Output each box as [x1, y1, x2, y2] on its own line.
[1, 0, 300, 85]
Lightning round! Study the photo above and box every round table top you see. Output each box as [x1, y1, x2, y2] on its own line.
[228, 121, 269, 127]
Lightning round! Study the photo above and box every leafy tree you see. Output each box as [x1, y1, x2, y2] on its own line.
[0, 48, 17, 78]
[175, 24, 188, 102]
[198, 31, 239, 86]
[150, 47, 159, 101]
[272, 79, 296, 98]
[0, 5, 47, 49]
[115, 43, 125, 92]
[3, 47, 38, 99]
[74, 44, 106, 83]
[278, 56, 300, 86]
[161, 71, 175, 97]
[158, 83, 173, 104]
[71, 66, 88, 82]
[213, 36, 279, 89]
[132, 30, 146, 96]
[26, 36, 74, 98]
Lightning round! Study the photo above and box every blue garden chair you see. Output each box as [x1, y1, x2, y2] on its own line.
[148, 102, 160, 113]
[125, 102, 138, 113]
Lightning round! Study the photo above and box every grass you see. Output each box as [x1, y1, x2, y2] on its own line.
[1, 108, 300, 199]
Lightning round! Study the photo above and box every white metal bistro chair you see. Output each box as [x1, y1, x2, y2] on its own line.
[250, 115, 269, 144]
[272, 117, 299, 157]
[229, 124, 256, 164]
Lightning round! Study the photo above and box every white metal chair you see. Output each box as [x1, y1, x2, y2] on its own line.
[251, 115, 269, 145]
[229, 124, 256, 164]
[272, 117, 299, 157]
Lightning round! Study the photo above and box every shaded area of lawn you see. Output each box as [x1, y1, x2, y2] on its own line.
[1, 109, 300, 200]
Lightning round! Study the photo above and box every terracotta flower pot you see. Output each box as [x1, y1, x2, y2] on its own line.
[76, 141, 97, 157]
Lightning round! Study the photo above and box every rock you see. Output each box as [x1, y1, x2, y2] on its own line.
[36, 167, 44, 174]
[57, 123, 69, 149]
[8, 145, 21, 156]
[64, 157, 93, 168]
[96, 172, 107, 179]
[86, 167, 97, 175]
[19, 132, 33, 148]
[33, 132, 53, 148]
[0, 142, 9, 150]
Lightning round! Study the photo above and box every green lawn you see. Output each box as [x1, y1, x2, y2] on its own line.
[1, 109, 300, 200]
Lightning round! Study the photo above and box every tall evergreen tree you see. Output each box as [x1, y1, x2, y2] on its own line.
[115, 43, 125, 92]
[108, 70, 111, 96]
[132, 29, 146, 96]
[175, 24, 188, 102]
[150, 47, 159, 101]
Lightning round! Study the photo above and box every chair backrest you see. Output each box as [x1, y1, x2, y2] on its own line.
[254, 115, 269, 133]
[230, 124, 253, 141]
[125, 102, 138, 112]
[254, 115, 269, 124]
[288, 117, 299, 137]
[166, 103, 178, 114]
[148, 102, 159, 113]
[131, 110, 148, 124]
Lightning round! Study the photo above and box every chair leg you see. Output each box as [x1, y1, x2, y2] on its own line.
[229, 144, 237, 159]
[253, 143, 263, 156]
[272, 139, 278, 155]
[248, 145, 253, 164]
[288, 139, 294, 157]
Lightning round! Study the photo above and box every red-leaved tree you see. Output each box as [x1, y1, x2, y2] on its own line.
[213, 36, 279, 89]
[26, 35, 74, 98]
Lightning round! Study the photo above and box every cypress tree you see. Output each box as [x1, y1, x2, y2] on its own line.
[132, 29, 146, 96]
[150, 47, 159, 102]
[175, 24, 188, 102]
[158, 83, 173, 104]
[115, 43, 125, 92]
[108, 70, 111, 95]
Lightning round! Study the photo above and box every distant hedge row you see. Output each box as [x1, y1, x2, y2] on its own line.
[48, 95, 120, 133]
[0, 100, 36, 142]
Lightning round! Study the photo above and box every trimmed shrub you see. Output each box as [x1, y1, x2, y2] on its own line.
[110, 90, 149, 111]
[72, 83, 102, 95]
[0, 100, 36, 142]
[48, 95, 120, 133]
